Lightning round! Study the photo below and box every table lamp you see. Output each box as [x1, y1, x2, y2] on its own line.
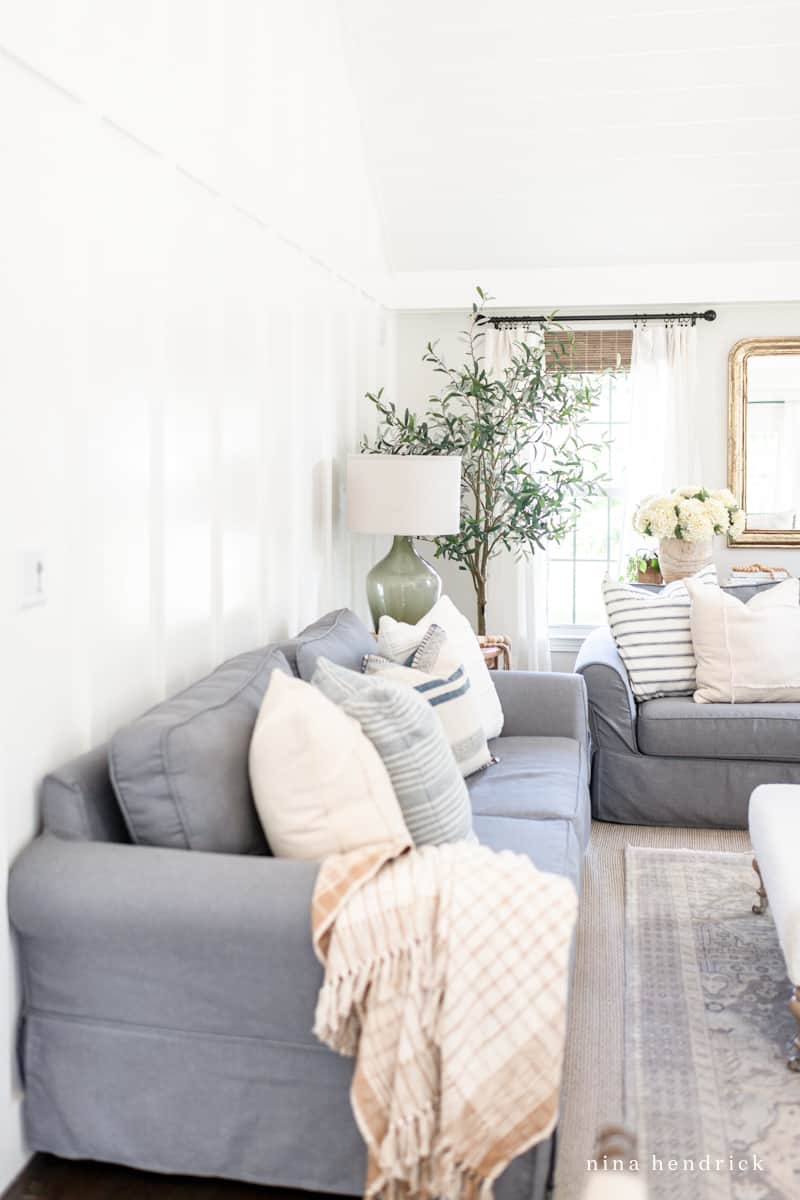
[347, 453, 462, 629]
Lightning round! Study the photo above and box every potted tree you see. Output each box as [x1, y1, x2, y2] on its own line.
[361, 293, 608, 634]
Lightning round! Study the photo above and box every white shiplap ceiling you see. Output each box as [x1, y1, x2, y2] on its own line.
[337, 0, 800, 273]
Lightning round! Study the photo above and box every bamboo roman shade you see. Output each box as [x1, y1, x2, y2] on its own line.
[544, 328, 632, 373]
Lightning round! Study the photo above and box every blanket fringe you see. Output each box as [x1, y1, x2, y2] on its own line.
[367, 1145, 498, 1200]
[314, 938, 444, 1056]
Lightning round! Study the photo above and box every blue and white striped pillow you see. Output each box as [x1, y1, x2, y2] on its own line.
[312, 656, 474, 846]
[363, 624, 491, 778]
[602, 564, 718, 701]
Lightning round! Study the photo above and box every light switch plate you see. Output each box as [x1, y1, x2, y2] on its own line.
[20, 549, 47, 608]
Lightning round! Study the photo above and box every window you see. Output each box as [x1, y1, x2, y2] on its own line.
[547, 330, 632, 633]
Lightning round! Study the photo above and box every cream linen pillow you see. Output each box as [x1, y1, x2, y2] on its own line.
[686, 577, 800, 703]
[248, 670, 409, 858]
[363, 624, 492, 778]
[377, 595, 504, 740]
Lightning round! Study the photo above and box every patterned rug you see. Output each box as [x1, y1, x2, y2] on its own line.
[625, 847, 800, 1200]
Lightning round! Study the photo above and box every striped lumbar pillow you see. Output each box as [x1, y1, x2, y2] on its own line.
[312, 656, 474, 846]
[362, 624, 491, 778]
[602, 564, 718, 700]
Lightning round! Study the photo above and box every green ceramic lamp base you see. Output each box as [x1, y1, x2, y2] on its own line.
[366, 536, 441, 631]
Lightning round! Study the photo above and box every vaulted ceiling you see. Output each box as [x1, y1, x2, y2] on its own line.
[337, 0, 800, 273]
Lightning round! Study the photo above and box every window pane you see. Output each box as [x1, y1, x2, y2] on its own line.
[587, 375, 611, 424]
[549, 528, 575, 560]
[574, 561, 609, 626]
[548, 560, 575, 625]
[582, 441, 610, 483]
[545, 359, 630, 631]
[608, 495, 625, 564]
[574, 498, 609, 559]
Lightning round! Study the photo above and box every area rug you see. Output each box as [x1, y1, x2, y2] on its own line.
[625, 846, 800, 1199]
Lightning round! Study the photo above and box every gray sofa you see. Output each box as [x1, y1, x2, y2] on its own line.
[8, 608, 591, 1200]
[575, 581, 800, 828]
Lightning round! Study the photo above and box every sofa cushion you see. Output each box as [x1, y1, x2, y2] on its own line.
[110, 647, 291, 852]
[473, 815, 582, 894]
[468, 736, 590, 852]
[290, 609, 376, 681]
[637, 697, 800, 762]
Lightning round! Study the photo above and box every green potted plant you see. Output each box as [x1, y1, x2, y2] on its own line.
[625, 550, 662, 585]
[360, 292, 608, 634]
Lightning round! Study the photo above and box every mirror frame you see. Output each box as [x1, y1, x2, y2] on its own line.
[728, 336, 800, 547]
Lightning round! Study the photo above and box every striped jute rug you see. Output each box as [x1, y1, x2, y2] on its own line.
[553, 821, 750, 1200]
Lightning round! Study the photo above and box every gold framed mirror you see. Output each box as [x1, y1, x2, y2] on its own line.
[728, 337, 800, 547]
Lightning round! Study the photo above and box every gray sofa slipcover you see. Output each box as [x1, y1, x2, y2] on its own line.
[9, 616, 591, 1200]
[575, 581, 800, 828]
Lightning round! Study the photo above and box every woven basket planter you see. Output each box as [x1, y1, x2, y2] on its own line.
[658, 537, 713, 583]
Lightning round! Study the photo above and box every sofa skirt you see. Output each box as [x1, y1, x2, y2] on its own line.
[21, 1010, 553, 1200]
[592, 748, 800, 828]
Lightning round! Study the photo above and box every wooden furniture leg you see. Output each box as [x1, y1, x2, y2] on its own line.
[789, 987, 800, 1073]
[752, 857, 769, 915]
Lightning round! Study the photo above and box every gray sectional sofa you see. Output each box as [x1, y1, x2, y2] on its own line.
[9, 608, 591, 1200]
[575, 581, 800, 828]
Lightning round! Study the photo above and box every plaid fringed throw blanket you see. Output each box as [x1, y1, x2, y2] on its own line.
[311, 839, 578, 1200]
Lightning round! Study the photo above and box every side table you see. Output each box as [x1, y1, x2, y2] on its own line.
[478, 635, 511, 671]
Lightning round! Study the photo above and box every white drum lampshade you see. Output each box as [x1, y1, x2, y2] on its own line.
[346, 454, 463, 628]
[347, 454, 462, 535]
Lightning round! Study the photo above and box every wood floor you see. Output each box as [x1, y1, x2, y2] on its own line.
[3, 1155, 337, 1200]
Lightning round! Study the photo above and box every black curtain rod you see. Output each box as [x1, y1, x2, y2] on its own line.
[487, 309, 716, 327]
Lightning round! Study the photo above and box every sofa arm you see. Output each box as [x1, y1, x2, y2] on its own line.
[9, 835, 324, 1047]
[493, 670, 590, 749]
[574, 627, 638, 754]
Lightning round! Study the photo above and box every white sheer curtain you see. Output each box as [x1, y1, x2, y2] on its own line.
[482, 327, 552, 671]
[620, 320, 700, 565]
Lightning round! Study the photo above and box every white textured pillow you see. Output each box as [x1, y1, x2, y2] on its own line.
[363, 625, 491, 778]
[687, 577, 800, 703]
[377, 595, 503, 740]
[602, 564, 718, 700]
[248, 670, 409, 859]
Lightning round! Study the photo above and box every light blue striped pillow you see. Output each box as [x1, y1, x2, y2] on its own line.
[362, 624, 491, 778]
[312, 656, 474, 846]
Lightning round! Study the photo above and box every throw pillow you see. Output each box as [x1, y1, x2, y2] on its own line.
[291, 608, 377, 682]
[110, 646, 291, 852]
[686, 576, 800, 703]
[312, 656, 474, 846]
[363, 624, 491, 778]
[602, 564, 718, 701]
[377, 595, 504, 740]
[249, 671, 409, 859]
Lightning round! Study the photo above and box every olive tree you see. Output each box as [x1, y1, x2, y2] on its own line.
[361, 292, 608, 634]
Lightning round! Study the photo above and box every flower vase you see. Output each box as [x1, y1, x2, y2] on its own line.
[658, 537, 713, 583]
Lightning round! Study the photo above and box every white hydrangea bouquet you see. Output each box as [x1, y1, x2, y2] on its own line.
[634, 487, 746, 582]
[634, 487, 746, 542]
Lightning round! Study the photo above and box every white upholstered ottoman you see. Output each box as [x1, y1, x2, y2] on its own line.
[749, 784, 800, 1071]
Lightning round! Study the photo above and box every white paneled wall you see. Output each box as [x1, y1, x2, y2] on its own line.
[0, 3, 387, 1185]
